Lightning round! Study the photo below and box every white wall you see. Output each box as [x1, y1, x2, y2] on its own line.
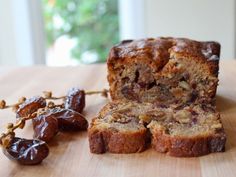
[119, 0, 236, 59]
[0, 0, 45, 66]
[0, 0, 17, 65]
[119, 0, 146, 39]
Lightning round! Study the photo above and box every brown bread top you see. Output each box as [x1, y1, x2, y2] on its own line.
[108, 37, 220, 75]
[109, 37, 220, 61]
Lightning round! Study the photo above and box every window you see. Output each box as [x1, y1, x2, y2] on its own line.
[42, 0, 119, 65]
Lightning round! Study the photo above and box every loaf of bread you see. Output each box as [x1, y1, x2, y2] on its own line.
[88, 101, 226, 156]
[107, 37, 220, 105]
[89, 37, 226, 157]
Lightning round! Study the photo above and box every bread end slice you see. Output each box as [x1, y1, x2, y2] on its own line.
[147, 104, 226, 157]
[88, 102, 149, 154]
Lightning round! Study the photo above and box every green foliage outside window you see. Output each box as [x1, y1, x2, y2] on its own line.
[43, 0, 119, 63]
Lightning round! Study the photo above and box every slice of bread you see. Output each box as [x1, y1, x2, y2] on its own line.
[88, 102, 149, 154]
[107, 37, 220, 105]
[88, 101, 226, 156]
[146, 104, 226, 157]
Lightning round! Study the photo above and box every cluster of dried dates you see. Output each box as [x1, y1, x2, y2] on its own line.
[0, 88, 89, 165]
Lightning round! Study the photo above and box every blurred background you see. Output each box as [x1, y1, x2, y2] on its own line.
[0, 0, 235, 66]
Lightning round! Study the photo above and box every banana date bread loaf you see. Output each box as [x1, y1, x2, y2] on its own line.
[89, 37, 226, 157]
[107, 37, 220, 105]
[88, 101, 226, 156]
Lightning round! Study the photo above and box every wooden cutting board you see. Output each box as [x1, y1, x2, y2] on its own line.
[0, 62, 236, 177]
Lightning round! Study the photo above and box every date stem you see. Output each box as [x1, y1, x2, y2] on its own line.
[85, 89, 109, 97]
[0, 88, 109, 146]
[0, 89, 109, 111]
[0, 112, 37, 147]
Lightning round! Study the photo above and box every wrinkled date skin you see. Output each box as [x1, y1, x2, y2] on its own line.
[16, 96, 46, 118]
[32, 114, 59, 142]
[49, 108, 88, 131]
[64, 88, 85, 113]
[3, 137, 49, 165]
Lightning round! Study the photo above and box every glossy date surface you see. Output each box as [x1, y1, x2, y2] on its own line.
[32, 113, 59, 142]
[49, 108, 88, 131]
[3, 137, 49, 165]
[16, 96, 46, 118]
[64, 88, 85, 113]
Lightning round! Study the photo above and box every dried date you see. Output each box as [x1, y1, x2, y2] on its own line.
[16, 96, 46, 118]
[121, 85, 138, 100]
[64, 88, 85, 113]
[201, 104, 216, 113]
[48, 108, 88, 131]
[3, 137, 49, 165]
[32, 113, 59, 142]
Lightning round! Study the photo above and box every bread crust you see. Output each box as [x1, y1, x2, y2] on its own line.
[107, 37, 220, 76]
[151, 128, 226, 157]
[88, 125, 148, 154]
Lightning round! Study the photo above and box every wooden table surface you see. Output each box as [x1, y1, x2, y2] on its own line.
[0, 61, 236, 177]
